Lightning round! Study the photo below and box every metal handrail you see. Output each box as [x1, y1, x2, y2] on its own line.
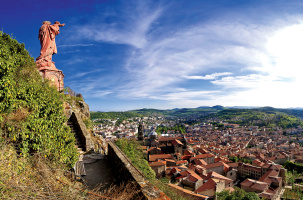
[64, 86, 84, 101]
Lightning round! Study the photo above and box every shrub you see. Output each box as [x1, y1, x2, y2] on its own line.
[115, 138, 156, 180]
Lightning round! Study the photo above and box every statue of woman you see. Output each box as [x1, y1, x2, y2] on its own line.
[36, 21, 65, 69]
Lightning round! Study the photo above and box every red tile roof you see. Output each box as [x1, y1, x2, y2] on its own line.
[158, 137, 183, 142]
[176, 160, 188, 165]
[203, 171, 233, 184]
[194, 159, 208, 166]
[251, 181, 268, 192]
[203, 162, 224, 169]
[171, 139, 183, 146]
[240, 178, 254, 187]
[191, 153, 215, 160]
[149, 154, 173, 162]
[194, 178, 217, 193]
[149, 161, 166, 167]
[186, 173, 202, 182]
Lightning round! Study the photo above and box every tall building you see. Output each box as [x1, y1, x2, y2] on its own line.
[138, 121, 144, 141]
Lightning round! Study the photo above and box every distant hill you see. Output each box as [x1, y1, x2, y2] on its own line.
[203, 107, 303, 128]
[91, 106, 303, 128]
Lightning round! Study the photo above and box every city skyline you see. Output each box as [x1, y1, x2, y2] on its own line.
[1, 0, 303, 111]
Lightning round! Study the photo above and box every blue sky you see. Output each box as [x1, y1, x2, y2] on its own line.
[1, 0, 303, 111]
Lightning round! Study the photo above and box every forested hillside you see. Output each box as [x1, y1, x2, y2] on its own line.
[91, 106, 303, 128]
[204, 107, 303, 128]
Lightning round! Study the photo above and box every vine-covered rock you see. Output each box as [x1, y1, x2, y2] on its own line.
[0, 32, 78, 167]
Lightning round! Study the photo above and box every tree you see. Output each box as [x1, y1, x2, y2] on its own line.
[243, 192, 260, 200]
[217, 187, 257, 200]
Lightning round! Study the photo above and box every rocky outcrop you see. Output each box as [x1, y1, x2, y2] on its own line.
[65, 99, 90, 122]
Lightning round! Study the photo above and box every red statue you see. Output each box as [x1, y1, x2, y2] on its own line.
[36, 21, 65, 69]
[36, 21, 65, 91]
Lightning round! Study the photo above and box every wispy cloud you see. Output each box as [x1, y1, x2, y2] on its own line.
[62, 58, 85, 65]
[68, 1, 162, 48]
[69, 69, 105, 79]
[63, 1, 303, 109]
[183, 72, 233, 80]
[57, 44, 94, 47]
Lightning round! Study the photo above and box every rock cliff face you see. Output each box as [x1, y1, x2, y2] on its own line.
[65, 99, 90, 121]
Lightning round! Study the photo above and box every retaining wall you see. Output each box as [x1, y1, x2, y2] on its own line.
[107, 141, 170, 200]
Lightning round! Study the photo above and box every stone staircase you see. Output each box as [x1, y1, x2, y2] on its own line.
[67, 118, 85, 155]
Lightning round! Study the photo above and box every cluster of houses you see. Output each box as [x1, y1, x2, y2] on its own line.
[143, 133, 287, 199]
[93, 117, 303, 199]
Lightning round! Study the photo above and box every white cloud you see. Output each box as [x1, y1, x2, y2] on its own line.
[69, 2, 162, 48]
[70, 69, 104, 79]
[65, 1, 303, 108]
[183, 72, 233, 80]
[64, 58, 84, 65]
[151, 90, 219, 101]
[57, 44, 94, 47]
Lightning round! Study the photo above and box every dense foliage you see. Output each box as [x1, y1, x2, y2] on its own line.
[0, 32, 77, 167]
[217, 187, 260, 200]
[115, 138, 156, 180]
[284, 161, 303, 174]
[229, 156, 253, 164]
[156, 124, 186, 134]
[91, 111, 143, 120]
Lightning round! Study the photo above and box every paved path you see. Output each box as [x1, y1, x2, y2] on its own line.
[81, 153, 118, 191]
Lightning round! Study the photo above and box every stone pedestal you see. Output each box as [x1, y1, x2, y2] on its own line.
[38, 66, 65, 91]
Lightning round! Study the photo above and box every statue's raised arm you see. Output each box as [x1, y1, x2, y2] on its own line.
[54, 21, 65, 27]
[36, 21, 65, 69]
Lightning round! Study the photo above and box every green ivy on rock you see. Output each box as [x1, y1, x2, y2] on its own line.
[0, 32, 77, 168]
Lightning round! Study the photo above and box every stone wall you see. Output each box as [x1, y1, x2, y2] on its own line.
[65, 98, 94, 151]
[72, 111, 94, 150]
[107, 141, 169, 200]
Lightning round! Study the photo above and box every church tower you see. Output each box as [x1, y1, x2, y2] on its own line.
[138, 121, 144, 141]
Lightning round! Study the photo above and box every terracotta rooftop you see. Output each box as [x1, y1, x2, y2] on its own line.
[158, 137, 183, 142]
[184, 150, 193, 155]
[191, 153, 215, 160]
[227, 162, 239, 168]
[194, 159, 208, 166]
[194, 178, 218, 194]
[258, 169, 278, 182]
[186, 173, 202, 182]
[171, 139, 183, 146]
[251, 181, 268, 192]
[149, 161, 166, 167]
[203, 162, 224, 169]
[203, 171, 233, 184]
[149, 154, 173, 162]
[240, 178, 254, 187]
[176, 160, 188, 165]
[241, 178, 269, 192]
